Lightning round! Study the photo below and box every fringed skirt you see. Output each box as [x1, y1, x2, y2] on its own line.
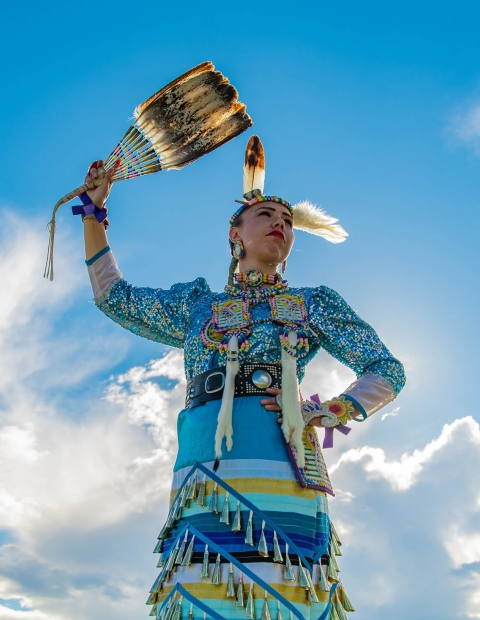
[147, 397, 354, 620]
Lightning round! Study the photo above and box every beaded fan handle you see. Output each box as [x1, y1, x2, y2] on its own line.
[43, 125, 164, 280]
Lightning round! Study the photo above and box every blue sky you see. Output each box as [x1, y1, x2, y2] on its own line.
[1, 1, 480, 619]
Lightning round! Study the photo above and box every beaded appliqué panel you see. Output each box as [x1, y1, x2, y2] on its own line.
[270, 294, 307, 325]
[212, 299, 250, 330]
[285, 425, 334, 495]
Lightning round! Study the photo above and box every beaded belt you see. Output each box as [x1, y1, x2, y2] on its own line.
[185, 363, 282, 409]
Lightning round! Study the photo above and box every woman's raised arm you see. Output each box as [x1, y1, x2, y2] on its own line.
[83, 160, 115, 261]
[79, 160, 211, 350]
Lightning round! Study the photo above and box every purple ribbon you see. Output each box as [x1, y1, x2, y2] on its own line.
[72, 193, 108, 224]
[322, 423, 351, 449]
[309, 393, 352, 449]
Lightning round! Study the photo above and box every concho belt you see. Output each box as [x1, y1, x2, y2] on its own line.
[185, 363, 282, 409]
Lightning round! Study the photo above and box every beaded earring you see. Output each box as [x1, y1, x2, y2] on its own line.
[232, 240, 245, 260]
[281, 260, 287, 275]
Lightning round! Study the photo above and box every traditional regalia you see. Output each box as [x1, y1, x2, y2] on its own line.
[84, 135, 405, 620]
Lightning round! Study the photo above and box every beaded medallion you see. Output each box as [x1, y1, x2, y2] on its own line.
[234, 269, 282, 287]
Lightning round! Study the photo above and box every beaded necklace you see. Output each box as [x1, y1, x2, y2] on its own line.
[200, 270, 310, 361]
[224, 280, 288, 302]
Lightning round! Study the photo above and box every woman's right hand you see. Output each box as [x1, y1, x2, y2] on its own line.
[84, 160, 118, 208]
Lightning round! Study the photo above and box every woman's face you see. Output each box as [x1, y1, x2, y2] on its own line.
[229, 201, 294, 268]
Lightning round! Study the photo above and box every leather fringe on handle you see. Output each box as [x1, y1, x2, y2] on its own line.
[44, 183, 88, 281]
[280, 331, 305, 468]
[214, 335, 239, 470]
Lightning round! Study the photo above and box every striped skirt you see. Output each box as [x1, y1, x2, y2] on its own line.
[147, 397, 354, 620]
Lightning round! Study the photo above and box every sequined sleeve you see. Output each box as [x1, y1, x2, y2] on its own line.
[95, 276, 211, 349]
[309, 286, 406, 398]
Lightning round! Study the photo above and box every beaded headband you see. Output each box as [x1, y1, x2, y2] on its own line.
[230, 136, 348, 243]
[230, 193, 293, 226]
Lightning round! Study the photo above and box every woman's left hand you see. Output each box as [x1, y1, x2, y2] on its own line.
[261, 387, 283, 423]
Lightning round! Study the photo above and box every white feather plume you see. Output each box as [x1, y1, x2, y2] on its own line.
[292, 200, 348, 243]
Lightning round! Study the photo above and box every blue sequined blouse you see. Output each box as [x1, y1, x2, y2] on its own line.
[96, 277, 405, 395]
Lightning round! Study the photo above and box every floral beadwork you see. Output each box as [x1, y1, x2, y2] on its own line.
[301, 396, 354, 427]
[319, 397, 355, 427]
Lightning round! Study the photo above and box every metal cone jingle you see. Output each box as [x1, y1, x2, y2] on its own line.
[181, 535, 195, 566]
[227, 563, 235, 597]
[245, 511, 254, 546]
[220, 492, 230, 524]
[273, 531, 284, 563]
[212, 553, 221, 585]
[261, 593, 271, 620]
[236, 574, 245, 607]
[245, 582, 255, 619]
[197, 476, 206, 507]
[337, 582, 355, 612]
[232, 501, 242, 532]
[258, 521, 269, 557]
[209, 482, 219, 513]
[201, 545, 210, 578]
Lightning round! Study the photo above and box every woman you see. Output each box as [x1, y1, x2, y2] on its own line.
[80, 137, 405, 620]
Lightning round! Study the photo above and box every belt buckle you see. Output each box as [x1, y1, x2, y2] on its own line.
[251, 369, 272, 389]
[205, 371, 225, 394]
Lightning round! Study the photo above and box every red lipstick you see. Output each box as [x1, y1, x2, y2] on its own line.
[267, 231, 285, 241]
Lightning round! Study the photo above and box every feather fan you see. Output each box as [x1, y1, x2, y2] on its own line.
[45, 61, 253, 280]
[243, 135, 265, 195]
[292, 201, 348, 243]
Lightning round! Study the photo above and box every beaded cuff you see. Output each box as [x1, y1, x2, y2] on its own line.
[301, 396, 354, 449]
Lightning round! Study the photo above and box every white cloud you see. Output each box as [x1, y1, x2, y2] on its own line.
[0, 425, 47, 465]
[445, 526, 480, 568]
[0, 606, 52, 620]
[300, 349, 356, 400]
[106, 351, 185, 455]
[330, 415, 480, 491]
[381, 406, 400, 421]
[330, 488, 355, 503]
[0, 211, 184, 619]
[328, 415, 480, 619]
